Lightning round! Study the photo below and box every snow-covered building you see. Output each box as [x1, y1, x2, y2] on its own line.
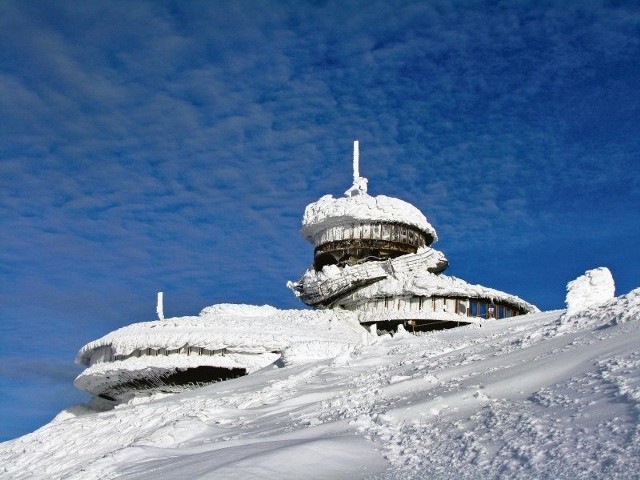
[288, 141, 538, 333]
[74, 141, 537, 402]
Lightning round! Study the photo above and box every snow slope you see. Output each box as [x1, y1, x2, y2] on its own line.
[2, 288, 640, 479]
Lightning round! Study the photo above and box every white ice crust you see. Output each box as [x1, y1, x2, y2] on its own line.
[301, 193, 438, 242]
[565, 267, 615, 317]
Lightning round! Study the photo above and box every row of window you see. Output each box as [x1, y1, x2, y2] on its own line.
[315, 223, 428, 248]
[353, 296, 521, 319]
[468, 301, 518, 319]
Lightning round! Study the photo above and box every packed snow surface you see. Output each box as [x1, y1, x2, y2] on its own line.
[301, 192, 438, 242]
[3, 287, 640, 479]
[565, 267, 615, 317]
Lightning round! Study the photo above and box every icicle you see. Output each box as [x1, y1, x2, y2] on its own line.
[157, 291, 165, 320]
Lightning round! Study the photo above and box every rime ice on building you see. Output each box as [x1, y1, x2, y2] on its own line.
[289, 141, 538, 333]
[74, 141, 538, 403]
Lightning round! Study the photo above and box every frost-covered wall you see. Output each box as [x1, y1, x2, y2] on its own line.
[312, 222, 428, 249]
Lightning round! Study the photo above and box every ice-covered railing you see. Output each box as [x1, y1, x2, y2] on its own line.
[86, 344, 230, 367]
[290, 248, 448, 306]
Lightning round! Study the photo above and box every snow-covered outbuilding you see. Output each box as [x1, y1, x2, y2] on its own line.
[289, 141, 538, 333]
[75, 305, 366, 402]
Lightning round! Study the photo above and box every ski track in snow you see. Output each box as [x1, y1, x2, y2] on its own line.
[1, 289, 640, 479]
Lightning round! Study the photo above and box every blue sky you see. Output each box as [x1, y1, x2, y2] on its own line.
[1, 0, 639, 441]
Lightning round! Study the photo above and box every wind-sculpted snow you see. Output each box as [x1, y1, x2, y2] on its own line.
[301, 193, 438, 242]
[2, 289, 639, 479]
[565, 267, 615, 316]
[560, 287, 640, 328]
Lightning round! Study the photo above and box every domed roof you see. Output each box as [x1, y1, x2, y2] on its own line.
[301, 141, 439, 242]
[301, 192, 438, 242]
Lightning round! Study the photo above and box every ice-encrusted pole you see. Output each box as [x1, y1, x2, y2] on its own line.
[157, 291, 165, 320]
[345, 139, 368, 197]
[353, 140, 360, 182]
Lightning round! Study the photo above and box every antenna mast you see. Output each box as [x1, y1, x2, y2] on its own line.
[157, 291, 165, 320]
[345, 139, 368, 197]
[353, 140, 360, 183]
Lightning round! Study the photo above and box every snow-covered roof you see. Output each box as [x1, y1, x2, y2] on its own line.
[76, 304, 366, 366]
[301, 193, 438, 242]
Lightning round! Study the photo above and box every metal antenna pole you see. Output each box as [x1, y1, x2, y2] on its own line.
[353, 140, 359, 182]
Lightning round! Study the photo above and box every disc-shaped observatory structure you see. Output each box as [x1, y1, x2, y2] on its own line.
[289, 141, 538, 333]
[74, 141, 538, 404]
